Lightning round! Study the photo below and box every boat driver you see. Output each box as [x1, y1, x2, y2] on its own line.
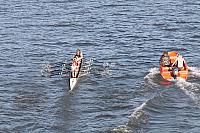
[160, 51, 171, 67]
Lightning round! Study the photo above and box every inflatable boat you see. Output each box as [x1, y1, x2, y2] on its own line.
[160, 51, 188, 81]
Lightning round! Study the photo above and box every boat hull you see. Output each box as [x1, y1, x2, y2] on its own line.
[69, 59, 83, 90]
[70, 78, 77, 90]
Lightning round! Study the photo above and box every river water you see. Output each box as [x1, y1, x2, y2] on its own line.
[1, 0, 200, 132]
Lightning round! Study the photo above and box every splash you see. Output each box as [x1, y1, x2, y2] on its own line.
[144, 68, 159, 79]
[144, 68, 160, 86]
[93, 61, 113, 77]
[189, 66, 200, 78]
[101, 62, 113, 76]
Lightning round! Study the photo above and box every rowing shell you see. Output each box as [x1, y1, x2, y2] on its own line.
[70, 78, 77, 90]
[69, 58, 83, 90]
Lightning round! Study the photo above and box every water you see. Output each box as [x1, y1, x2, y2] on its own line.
[1, 0, 200, 132]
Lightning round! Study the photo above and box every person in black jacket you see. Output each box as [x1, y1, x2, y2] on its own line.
[160, 51, 171, 67]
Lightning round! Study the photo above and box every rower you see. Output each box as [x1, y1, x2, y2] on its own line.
[71, 58, 78, 78]
[71, 49, 83, 78]
[74, 49, 83, 62]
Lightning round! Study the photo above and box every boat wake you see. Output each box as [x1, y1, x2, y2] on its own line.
[144, 68, 161, 86]
[189, 66, 200, 78]
[112, 100, 149, 133]
[175, 66, 200, 104]
[111, 68, 164, 132]
[144, 68, 159, 79]
[176, 78, 200, 104]
[112, 66, 200, 132]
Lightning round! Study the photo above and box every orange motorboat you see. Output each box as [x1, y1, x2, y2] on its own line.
[160, 51, 189, 81]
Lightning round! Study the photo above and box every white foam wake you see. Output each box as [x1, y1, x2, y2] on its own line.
[144, 68, 160, 79]
[112, 101, 148, 133]
[130, 102, 147, 119]
[98, 62, 113, 77]
[176, 78, 200, 102]
[189, 66, 200, 78]
[144, 68, 160, 86]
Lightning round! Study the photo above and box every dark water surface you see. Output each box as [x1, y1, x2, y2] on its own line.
[1, 0, 200, 132]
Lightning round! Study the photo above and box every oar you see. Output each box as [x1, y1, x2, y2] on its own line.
[44, 70, 69, 77]
[45, 59, 70, 68]
[48, 66, 71, 74]
[42, 58, 92, 77]
[48, 63, 71, 69]
[43, 63, 71, 73]
[43, 68, 91, 78]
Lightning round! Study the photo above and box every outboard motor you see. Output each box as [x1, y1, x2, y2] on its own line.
[172, 68, 179, 79]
